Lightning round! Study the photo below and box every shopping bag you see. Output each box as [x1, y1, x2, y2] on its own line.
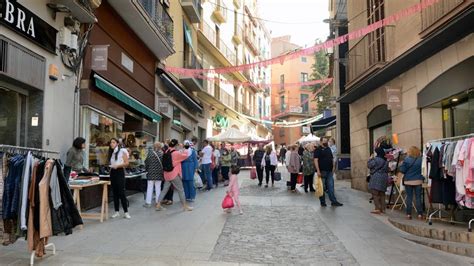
[221, 193, 235, 209]
[194, 173, 203, 189]
[297, 173, 303, 184]
[274, 171, 282, 181]
[250, 167, 257, 179]
[314, 177, 324, 198]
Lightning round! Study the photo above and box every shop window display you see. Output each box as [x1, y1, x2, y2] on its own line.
[442, 90, 474, 138]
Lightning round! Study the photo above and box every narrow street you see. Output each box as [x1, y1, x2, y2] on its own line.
[1, 167, 472, 265]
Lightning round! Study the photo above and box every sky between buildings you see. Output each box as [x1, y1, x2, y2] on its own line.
[259, 0, 330, 47]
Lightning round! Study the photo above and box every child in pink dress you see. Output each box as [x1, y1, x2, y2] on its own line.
[227, 166, 243, 214]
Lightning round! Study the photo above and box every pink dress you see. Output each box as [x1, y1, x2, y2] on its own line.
[228, 174, 240, 198]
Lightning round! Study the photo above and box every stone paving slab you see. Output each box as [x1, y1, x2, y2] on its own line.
[211, 205, 358, 265]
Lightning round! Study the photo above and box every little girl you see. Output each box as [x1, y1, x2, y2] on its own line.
[226, 165, 243, 214]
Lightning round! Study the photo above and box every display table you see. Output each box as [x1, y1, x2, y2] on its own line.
[70, 181, 111, 229]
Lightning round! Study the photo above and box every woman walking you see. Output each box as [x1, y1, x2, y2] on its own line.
[182, 140, 199, 202]
[261, 146, 278, 187]
[144, 142, 164, 208]
[220, 148, 232, 186]
[108, 138, 131, 219]
[400, 146, 424, 220]
[367, 147, 389, 214]
[287, 145, 301, 193]
[156, 139, 193, 211]
[302, 143, 316, 193]
[253, 144, 265, 186]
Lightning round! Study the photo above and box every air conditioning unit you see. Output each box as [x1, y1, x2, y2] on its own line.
[89, 0, 102, 9]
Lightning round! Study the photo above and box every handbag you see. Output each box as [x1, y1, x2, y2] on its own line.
[222, 193, 235, 209]
[314, 177, 324, 198]
[274, 171, 282, 181]
[194, 172, 203, 188]
[297, 173, 303, 184]
[250, 167, 257, 180]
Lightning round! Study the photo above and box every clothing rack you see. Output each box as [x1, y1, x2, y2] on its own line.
[0, 144, 60, 159]
[424, 134, 474, 232]
[0, 144, 59, 264]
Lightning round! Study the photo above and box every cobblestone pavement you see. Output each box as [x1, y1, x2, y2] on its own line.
[211, 205, 358, 265]
[238, 178, 290, 197]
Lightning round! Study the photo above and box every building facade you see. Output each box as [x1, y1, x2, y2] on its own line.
[79, 0, 169, 171]
[193, 0, 271, 140]
[339, 0, 474, 191]
[0, 0, 97, 160]
[271, 36, 317, 146]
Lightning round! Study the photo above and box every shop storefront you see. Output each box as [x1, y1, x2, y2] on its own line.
[0, 0, 78, 157]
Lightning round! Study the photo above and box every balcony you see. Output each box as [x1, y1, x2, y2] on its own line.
[236, 103, 253, 116]
[232, 24, 243, 46]
[420, 0, 471, 36]
[218, 39, 237, 65]
[205, 81, 234, 109]
[346, 26, 393, 86]
[109, 0, 175, 60]
[181, 0, 201, 23]
[212, 1, 227, 24]
[179, 50, 204, 91]
[244, 26, 260, 56]
[199, 22, 236, 65]
[49, 0, 97, 23]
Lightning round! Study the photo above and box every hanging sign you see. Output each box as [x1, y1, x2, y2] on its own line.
[0, 0, 58, 54]
[386, 86, 402, 110]
[158, 97, 170, 113]
[91, 45, 109, 71]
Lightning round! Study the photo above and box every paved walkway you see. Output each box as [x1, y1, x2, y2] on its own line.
[1, 166, 473, 265]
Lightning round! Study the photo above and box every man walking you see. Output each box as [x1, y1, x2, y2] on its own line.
[200, 140, 213, 191]
[314, 137, 343, 207]
[253, 144, 265, 186]
[279, 145, 287, 165]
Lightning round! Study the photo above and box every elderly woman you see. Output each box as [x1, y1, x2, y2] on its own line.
[287, 145, 301, 193]
[367, 147, 389, 214]
[182, 140, 199, 202]
[302, 143, 316, 193]
[400, 146, 424, 220]
[144, 142, 164, 208]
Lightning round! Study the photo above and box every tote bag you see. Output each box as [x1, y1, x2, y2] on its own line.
[222, 193, 235, 209]
[314, 177, 324, 198]
[250, 167, 257, 179]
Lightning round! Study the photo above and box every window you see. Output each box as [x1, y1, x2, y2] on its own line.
[301, 72, 308, 82]
[279, 128, 285, 137]
[301, 94, 309, 113]
[442, 91, 474, 137]
[280, 95, 286, 112]
[367, 0, 386, 64]
[280, 74, 284, 91]
[301, 57, 307, 62]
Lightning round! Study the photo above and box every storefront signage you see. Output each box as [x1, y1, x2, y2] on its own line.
[213, 114, 229, 129]
[158, 97, 169, 113]
[0, 0, 58, 54]
[302, 126, 311, 134]
[443, 109, 450, 121]
[91, 45, 109, 71]
[386, 86, 402, 110]
[289, 106, 303, 113]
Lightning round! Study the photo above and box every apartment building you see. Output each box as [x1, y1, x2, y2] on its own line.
[197, 0, 272, 139]
[271, 36, 317, 146]
[338, 0, 474, 191]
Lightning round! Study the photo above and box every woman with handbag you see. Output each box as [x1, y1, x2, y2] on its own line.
[261, 146, 278, 188]
[287, 145, 301, 193]
[144, 142, 164, 208]
[399, 146, 424, 220]
[367, 147, 389, 214]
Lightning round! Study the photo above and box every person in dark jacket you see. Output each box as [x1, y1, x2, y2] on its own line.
[144, 142, 164, 208]
[64, 137, 87, 179]
[253, 144, 265, 186]
[400, 146, 424, 220]
[279, 145, 287, 165]
[367, 147, 389, 214]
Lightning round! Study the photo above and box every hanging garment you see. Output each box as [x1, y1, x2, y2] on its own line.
[445, 142, 456, 177]
[51, 160, 83, 235]
[456, 139, 469, 198]
[2, 155, 24, 220]
[0, 152, 6, 215]
[20, 152, 33, 230]
[39, 160, 54, 239]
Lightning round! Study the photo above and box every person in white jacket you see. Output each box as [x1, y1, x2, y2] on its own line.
[261, 146, 279, 187]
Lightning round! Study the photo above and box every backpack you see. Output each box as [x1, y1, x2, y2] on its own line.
[162, 149, 176, 172]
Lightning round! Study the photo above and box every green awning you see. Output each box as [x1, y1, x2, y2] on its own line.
[93, 74, 161, 122]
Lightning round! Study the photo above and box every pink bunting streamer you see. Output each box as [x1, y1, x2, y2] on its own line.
[164, 0, 439, 76]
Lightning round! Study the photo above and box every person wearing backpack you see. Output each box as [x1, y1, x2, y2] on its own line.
[143, 142, 164, 208]
[156, 139, 193, 211]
